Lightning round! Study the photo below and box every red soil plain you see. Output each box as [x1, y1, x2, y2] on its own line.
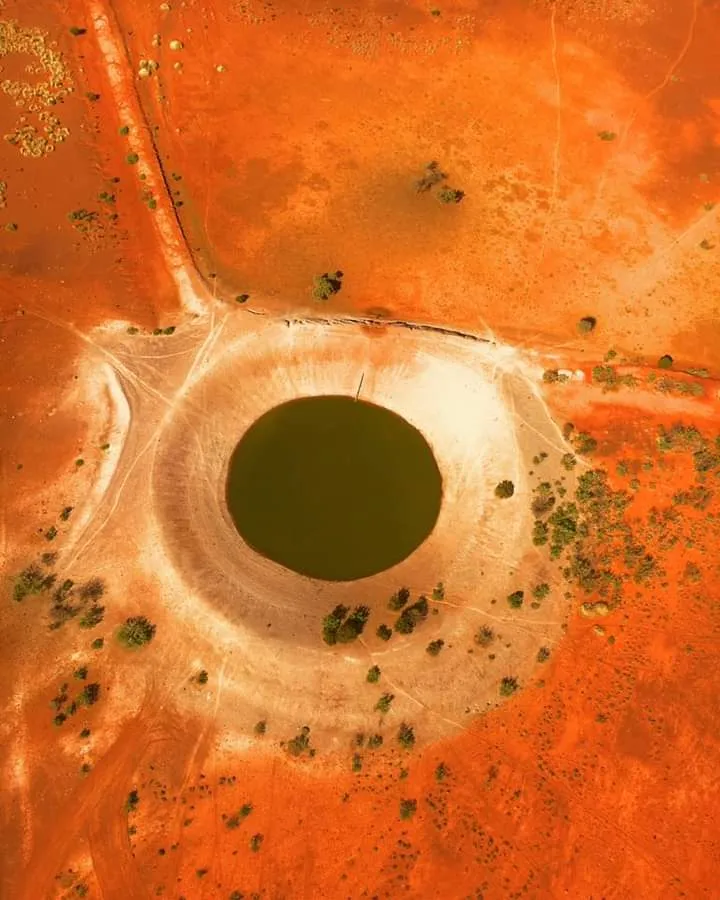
[1, 1, 720, 898]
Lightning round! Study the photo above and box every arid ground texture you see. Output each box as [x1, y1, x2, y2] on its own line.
[1, 1, 719, 898]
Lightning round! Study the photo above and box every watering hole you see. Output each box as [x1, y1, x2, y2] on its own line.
[225, 395, 443, 580]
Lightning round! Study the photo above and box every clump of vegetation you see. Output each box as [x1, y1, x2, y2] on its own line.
[322, 604, 370, 644]
[537, 646, 551, 662]
[431, 581, 445, 601]
[60, 505, 74, 521]
[658, 354, 673, 369]
[475, 625, 494, 647]
[437, 187, 464, 204]
[494, 479, 515, 499]
[399, 798, 417, 820]
[397, 722, 416, 750]
[591, 365, 638, 391]
[366, 665, 381, 683]
[531, 482, 556, 517]
[226, 803, 253, 829]
[507, 590, 524, 609]
[426, 638, 444, 656]
[388, 586, 411, 611]
[117, 616, 156, 648]
[577, 316, 597, 334]
[195, 670, 209, 685]
[597, 130, 617, 141]
[499, 676, 519, 697]
[254, 720, 267, 735]
[249, 833, 264, 852]
[547, 502, 579, 558]
[286, 725, 314, 757]
[126, 152, 139, 165]
[79, 604, 105, 628]
[69, 26, 87, 36]
[435, 762, 449, 782]
[414, 160, 447, 193]
[375, 693, 394, 714]
[367, 733, 383, 749]
[543, 369, 570, 384]
[312, 271, 343, 301]
[91, 637, 104, 650]
[561, 453, 576, 471]
[532, 520, 548, 545]
[376, 624, 393, 641]
[12, 564, 55, 602]
[532, 582, 550, 601]
[352, 753, 363, 772]
[125, 790, 139, 813]
[235, 293, 250, 304]
[394, 596, 429, 634]
[78, 683, 100, 706]
[73, 666, 88, 681]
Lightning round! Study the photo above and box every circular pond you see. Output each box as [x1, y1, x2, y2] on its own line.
[225, 395, 443, 580]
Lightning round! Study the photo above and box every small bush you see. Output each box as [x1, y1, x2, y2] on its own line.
[507, 590, 524, 609]
[366, 665, 381, 684]
[397, 722, 415, 749]
[195, 670, 209, 684]
[577, 316, 597, 334]
[658, 354, 673, 369]
[399, 798, 417, 820]
[431, 581, 445, 601]
[426, 639, 444, 656]
[437, 187, 464, 204]
[69, 26, 87, 35]
[376, 624, 393, 641]
[249, 833, 264, 852]
[91, 637, 104, 650]
[367, 733, 383, 749]
[117, 616, 156, 648]
[73, 666, 88, 680]
[60, 506, 74, 521]
[435, 762, 449, 782]
[13, 565, 55, 602]
[254, 720, 267, 735]
[125, 790, 139, 813]
[597, 130, 616, 141]
[532, 583, 550, 601]
[494, 480, 514, 499]
[352, 753, 363, 772]
[80, 727, 91, 738]
[394, 596, 429, 634]
[79, 578, 105, 601]
[561, 453, 576, 471]
[78, 683, 100, 706]
[287, 725, 312, 757]
[126, 153, 139, 165]
[388, 587, 411, 611]
[414, 160, 446, 193]
[79, 605, 105, 629]
[235, 294, 250, 303]
[475, 625, 494, 647]
[226, 803, 253, 828]
[537, 646, 551, 662]
[312, 271, 343, 301]
[499, 676, 519, 697]
[375, 693, 394, 714]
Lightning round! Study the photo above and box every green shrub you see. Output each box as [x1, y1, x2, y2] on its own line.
[397, 722, 415, 749]
[537, 646, 550, 662]
[312, 271, 343, 301]
[287, 726, 312, 757]
[507, 591, 524, 609]
[431, 581, 445, 601]
[79, 605, 105, 629]
[126, 153, 139, 165]
[499, 676, 519, 697]
[577, 316, 597, 334]
[426, 639, 444, 656]
[394, 596, 429, 634]
[437, 187, 464, 204]
[532, 582, 550, 600]
[494, 480, 514, 499]
[367, 733, 383, 749]
[195, 670, 209, 684]
[78, 683, 100, 706]
[375, 693, 394, 714]
[435, 762, 449, 781]
[69, 26, 87, 35]
[254, 720, 267, 735]
[13, 564, 55, 602]
[352, 753, 363, 772]
[125, 790, 139, 813]
[226, 803, 253, 828]
[474, 625, 494, 647]
[249, 833, 264, 852]
[388, 587, 411, 611]
[91, 637, 104, 650]
[376, 624, 393, 641]
[366, 665, 381, 684]
[117, 616, 156, 648]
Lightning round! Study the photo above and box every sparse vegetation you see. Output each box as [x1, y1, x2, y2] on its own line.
[312, 271, 343, 301]
[352, 753, 363, 772]
[60, 505, 74, 521]
[117, 616, 156, 648]
[475, 625, 494, 647]
[414, 160, 446, 193]
[499, 676, 519, 697]
[322, 604, 370, 644]
[532, 521, 549, 545]
[12, 564, 55, 602]
[226, 803, 253, 829]
[426, 638, 445, 656]
[437, 187, 464, 204]
[507, 590, 524, 609]
[543, 369, 570, 384]
[375, 693, 394, 714]
[397, 722, 415, 749]
[286, 725, 313, 757]
[494, 479, 515, 499]
[388, 587, 411, 611]
[79, 604, 105, 629]
[399, 798, 417, 819]
[394, 596, 429, 634]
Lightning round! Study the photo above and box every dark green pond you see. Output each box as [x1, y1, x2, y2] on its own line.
[226, 395, 443, 581]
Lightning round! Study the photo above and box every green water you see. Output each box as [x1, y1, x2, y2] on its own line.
[226, 395, 443, 581]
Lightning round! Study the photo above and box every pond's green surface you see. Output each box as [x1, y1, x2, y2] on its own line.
[226, 396, 443, 581]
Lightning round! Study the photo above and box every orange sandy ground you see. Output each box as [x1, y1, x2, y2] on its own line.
[1, 1, 719, 898]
